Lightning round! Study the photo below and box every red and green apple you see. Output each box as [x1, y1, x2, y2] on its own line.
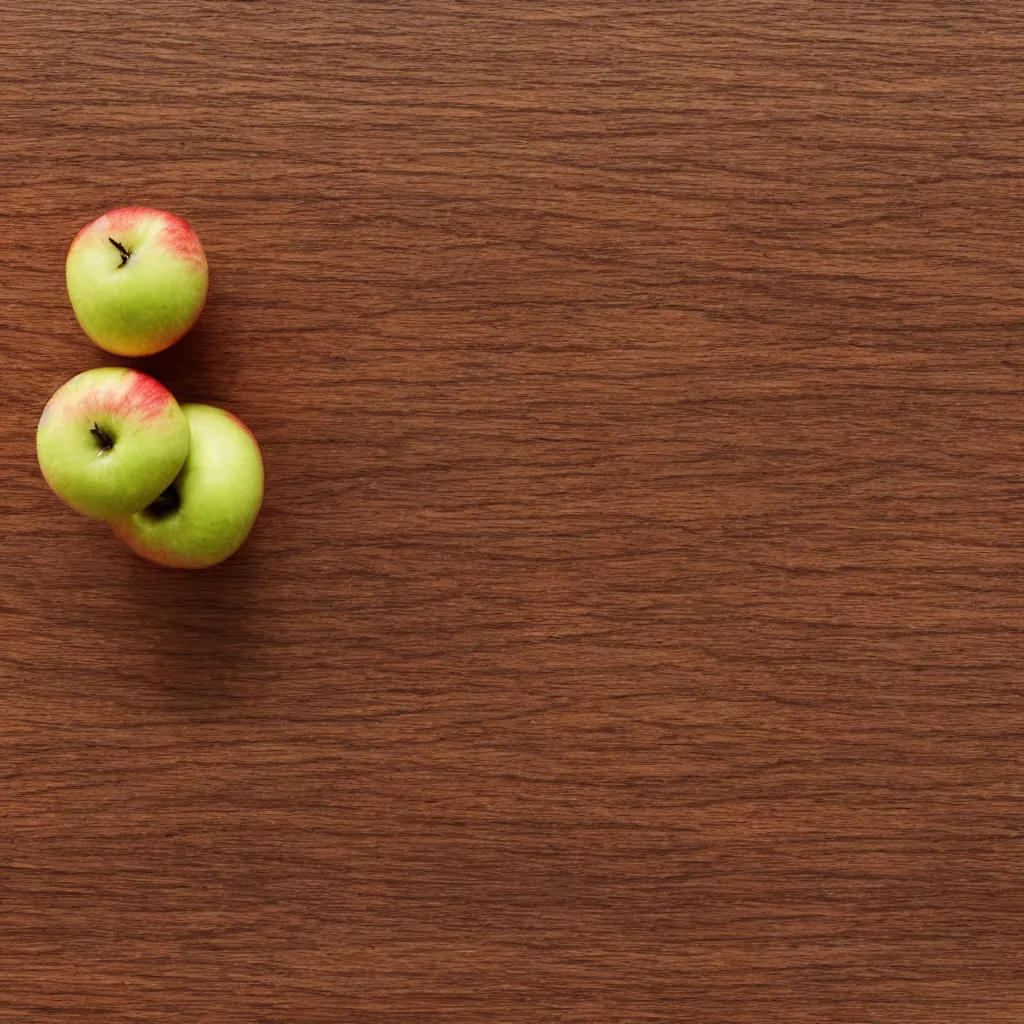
[113, 404, 263, 569]
[36, 367, 190, 520]
[66, 206, 209, 356]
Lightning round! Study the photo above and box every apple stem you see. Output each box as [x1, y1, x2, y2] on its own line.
[90, 423, 114, 451]
[108, 237, 131, 268]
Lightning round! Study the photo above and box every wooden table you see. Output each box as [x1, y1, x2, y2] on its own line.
[2, 3, 1021, 1021]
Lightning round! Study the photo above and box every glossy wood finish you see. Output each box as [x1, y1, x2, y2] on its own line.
[2, 3, 1022, 1020]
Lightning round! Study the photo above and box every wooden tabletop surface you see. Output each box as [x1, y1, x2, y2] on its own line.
[2, 3, 1022, 1021]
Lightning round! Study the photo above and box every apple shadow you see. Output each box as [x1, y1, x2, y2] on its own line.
[104, 309, 275, 706]
[118, 546, 270, 705]
[131, 319, 231, 408]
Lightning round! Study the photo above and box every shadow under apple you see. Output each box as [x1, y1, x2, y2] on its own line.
[112, 534, 272, 705]
[129, 319, 228, 408]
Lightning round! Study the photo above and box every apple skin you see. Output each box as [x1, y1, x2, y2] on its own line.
[66, 207, 209, 356]
[113, 404, 263, 569]
[36, 367, 190, 521]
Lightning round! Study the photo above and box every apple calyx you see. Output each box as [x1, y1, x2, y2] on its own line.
[108, 236, 131, 268]
[90, 423, 114, 451]
[146, 485, 180, 519]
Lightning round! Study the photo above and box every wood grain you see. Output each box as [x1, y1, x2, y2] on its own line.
[1, 2, 1022, 1020]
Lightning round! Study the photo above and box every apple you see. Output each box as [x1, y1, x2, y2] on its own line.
[36, 367, 190, 520]
[113, 404, 263, 568]
[66, 206, 209, 356]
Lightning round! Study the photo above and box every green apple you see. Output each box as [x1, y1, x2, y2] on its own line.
[36, 367, 190, 520]
[113, 404, 263, 568]
[66, 206, 209, 356]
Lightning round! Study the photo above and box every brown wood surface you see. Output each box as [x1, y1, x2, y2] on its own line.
[2, 2, 1022, 1021]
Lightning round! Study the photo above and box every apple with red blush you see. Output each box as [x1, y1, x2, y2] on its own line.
[66, 206, 209, 356]
[113, 404, 264, 569]
[36, 367, 190, 520]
